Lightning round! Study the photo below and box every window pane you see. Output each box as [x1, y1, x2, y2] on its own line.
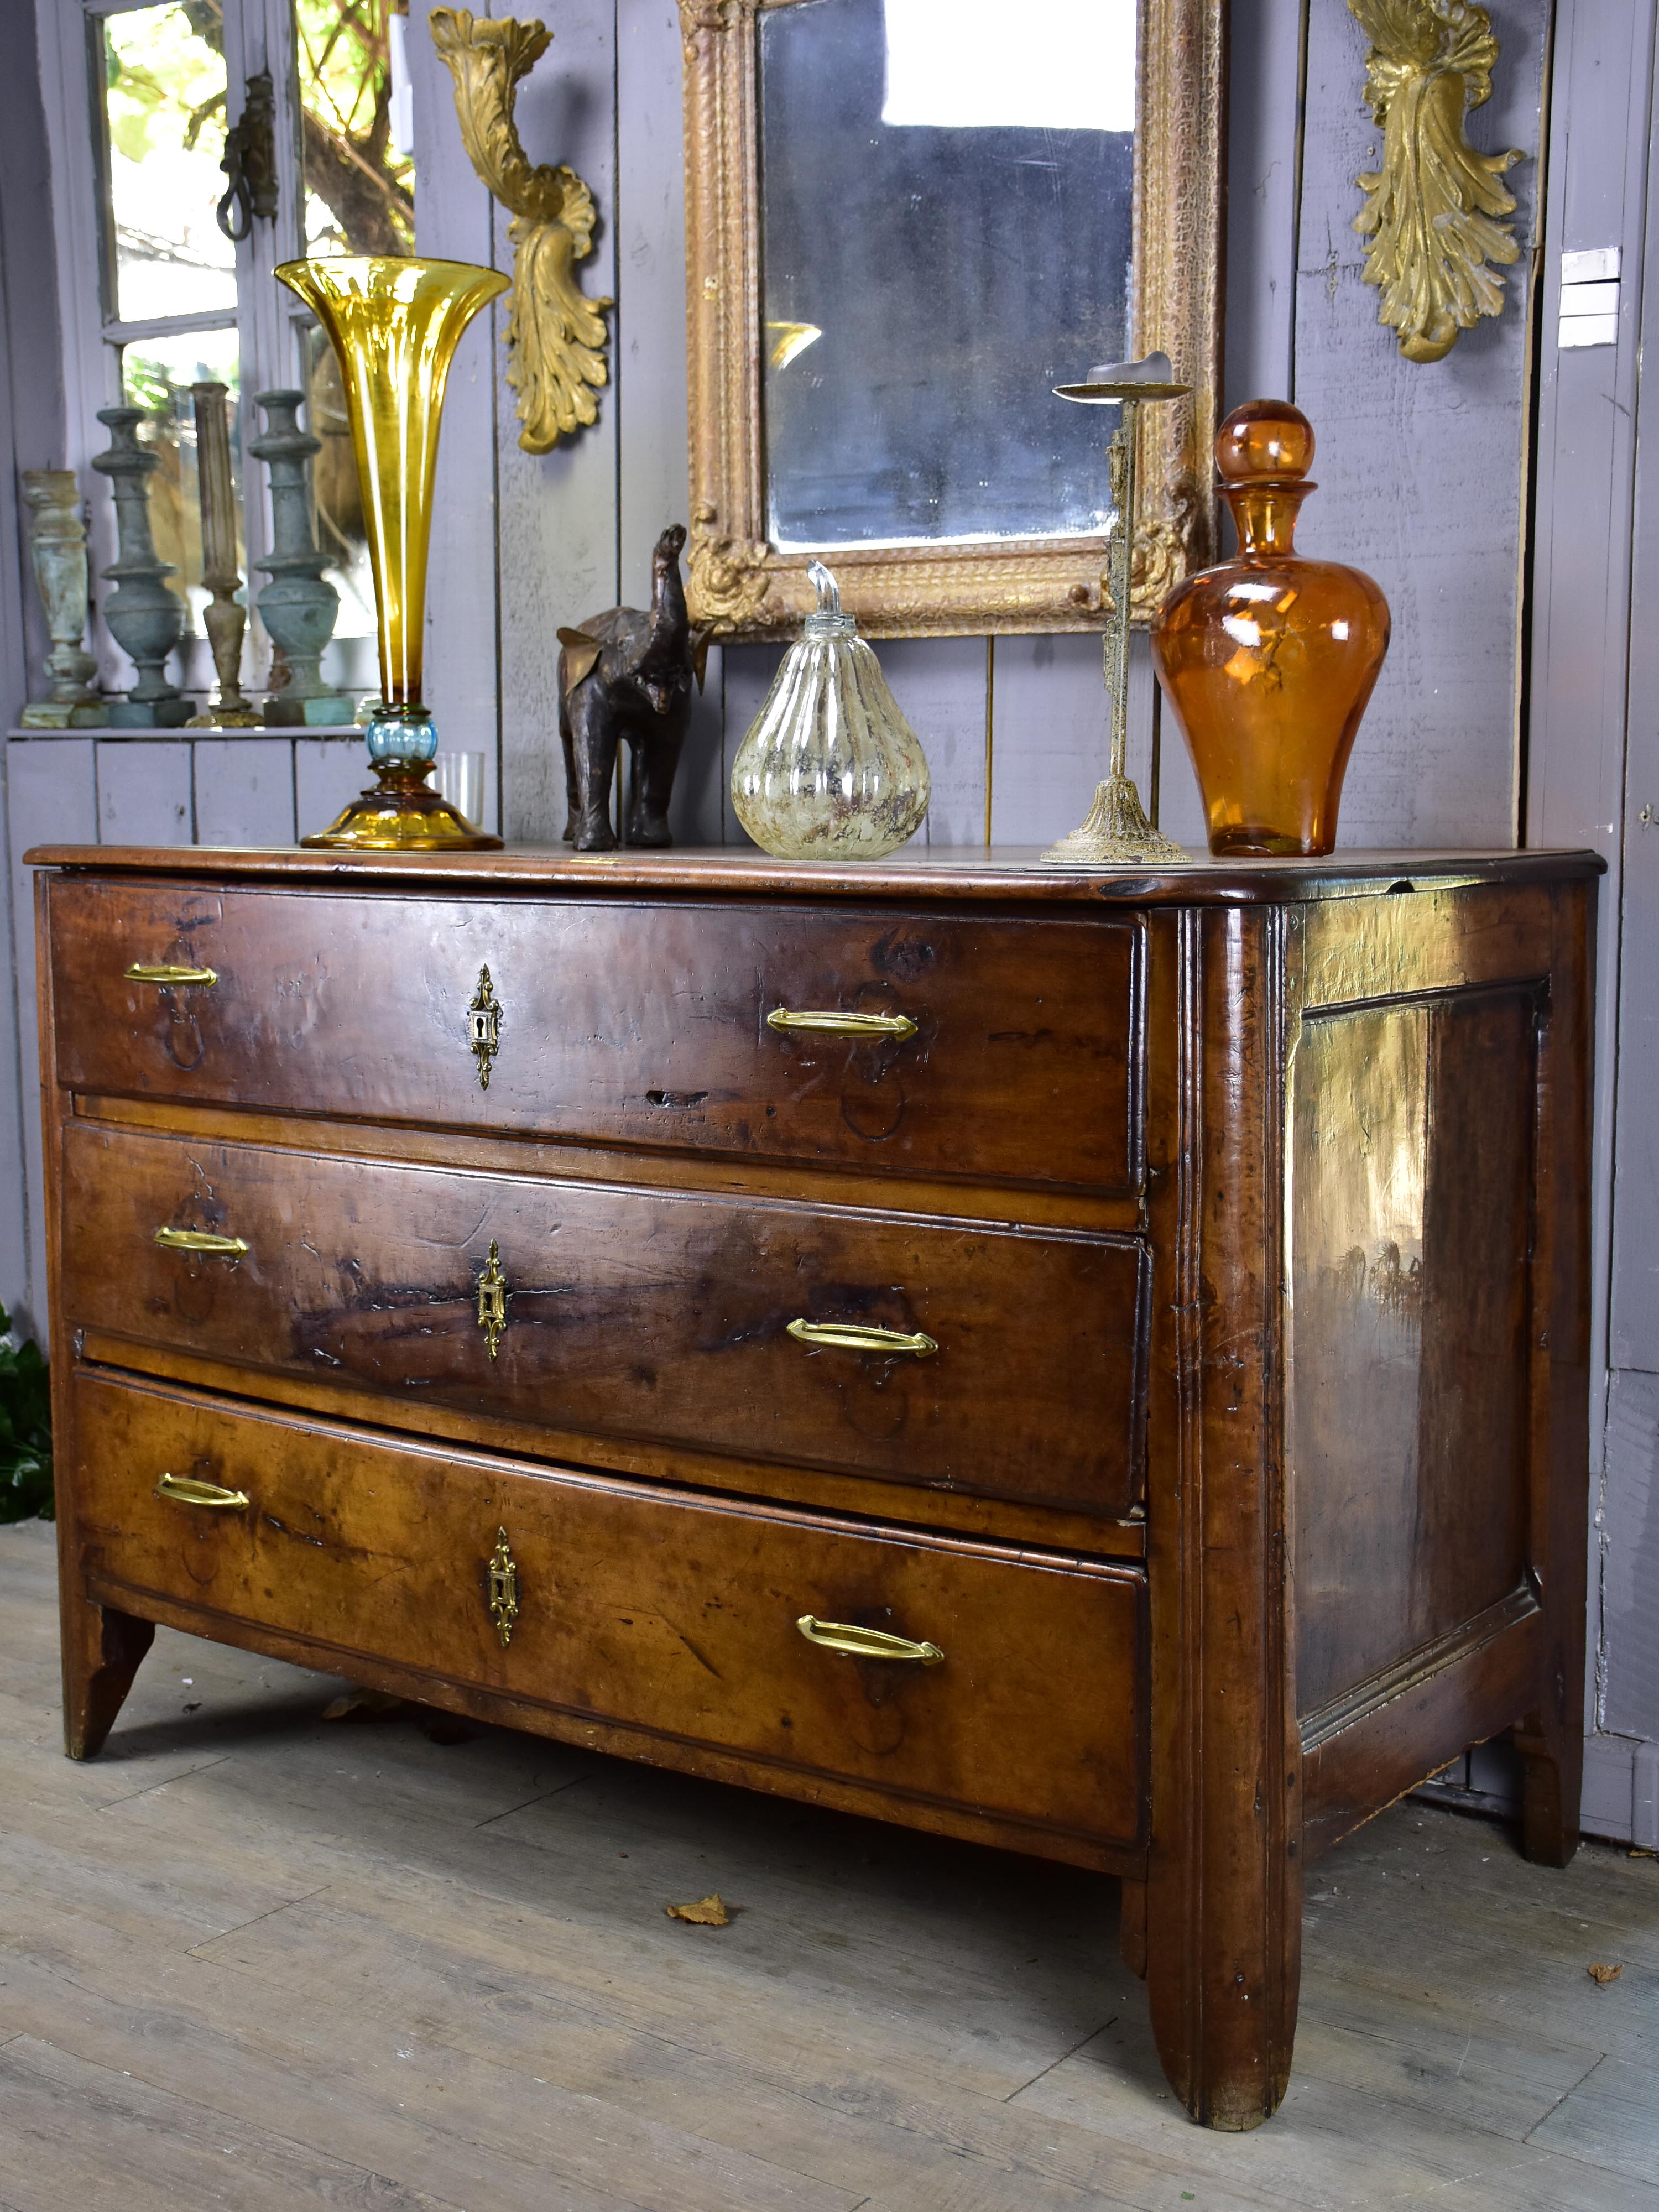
[119, 329, 243, 639]
[294, 0, 416, 255]
[101, 3, 238, 323]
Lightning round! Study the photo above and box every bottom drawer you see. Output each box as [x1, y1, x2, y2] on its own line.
[71, 1370, 1146, 1849]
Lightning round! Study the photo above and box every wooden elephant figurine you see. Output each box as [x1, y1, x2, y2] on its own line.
[556, 523, 709, 851]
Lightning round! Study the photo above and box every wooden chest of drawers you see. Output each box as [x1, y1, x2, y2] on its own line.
[29, 843, 1598, 2131]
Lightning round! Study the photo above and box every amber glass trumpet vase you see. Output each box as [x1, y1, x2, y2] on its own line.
[276, 257, 509, 849]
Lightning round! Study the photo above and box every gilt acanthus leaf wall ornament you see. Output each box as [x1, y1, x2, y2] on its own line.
[430, 8, 612, 452]
[1348, 0, 1522, 365]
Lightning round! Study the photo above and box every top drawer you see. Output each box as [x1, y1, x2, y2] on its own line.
[46, 879, 1143, 1192]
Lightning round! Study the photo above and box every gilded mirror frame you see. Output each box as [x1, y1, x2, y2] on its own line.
[678, 0, 1223, 638]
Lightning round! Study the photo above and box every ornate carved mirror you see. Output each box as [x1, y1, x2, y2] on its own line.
[680, 0, 1223, 638]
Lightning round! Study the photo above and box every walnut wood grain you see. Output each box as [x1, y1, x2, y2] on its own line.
[31, 847, 1600, 2131]
[45, 878, 1143, 1193]
[71, 1365, 1147, 1853]
[60, 1121, 1149, 1514]
[1143, 903, 1300, 2132]
[24, 841, 1604, 904]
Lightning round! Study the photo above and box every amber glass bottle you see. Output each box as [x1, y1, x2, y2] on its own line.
[1151, 400, 1390, 857]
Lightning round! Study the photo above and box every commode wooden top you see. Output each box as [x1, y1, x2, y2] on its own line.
[24, 843, 1603, 902]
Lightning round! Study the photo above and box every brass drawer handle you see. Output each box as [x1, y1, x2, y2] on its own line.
[796, 1615, 945, 1666]
[766, 1006, 917, 1040]
[154, 1227, 249, 1257]
[126, 963, 217, 987]
[156, 1470, 250, 1511]
[787, 1317, 937, 1358]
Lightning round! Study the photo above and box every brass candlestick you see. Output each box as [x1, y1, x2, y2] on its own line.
[1041, 354, 1192, 869]
[187, 381, 261, 727]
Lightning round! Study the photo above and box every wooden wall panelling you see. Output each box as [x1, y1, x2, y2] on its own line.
[0, 748, 26, 1313]
[192, 738, 297, 847]
[490, 0, 620, 846]
[1601, 1370, 1659, 1747]
[294, 740, 372, 846]
[1, 11, 69, 1313]
[616, 0, 724, 846]
[5, 737, 95, 1332]
[1606, 8, 1659, 1373]
[1223, 0, 1299, 411]
[989, 633, 1152, 848]
[874, 638, 985, 849]
[1528, 0, 1659, 1815]
[616, 0, 691, 603]
[93, 741, 192, 848]
[34, 0, 125, 696]
[1293, 0, 1550, 850]
[720, 643, 780, 845]
[409, 1, 503, 832]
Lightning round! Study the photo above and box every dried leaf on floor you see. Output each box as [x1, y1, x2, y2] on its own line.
[666, 1893, 732, 1926]
[1588, 1961, 1624, 1985]
[321, 1688, 406, 1723]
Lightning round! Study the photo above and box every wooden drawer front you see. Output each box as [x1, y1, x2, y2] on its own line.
[48, 879, 1142, 1192]
[62, 1124, 1148, 1515]
[72, 1371, 1147, 1846]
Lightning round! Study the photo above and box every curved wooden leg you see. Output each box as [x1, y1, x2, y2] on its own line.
[63, 1591, 154, 1760]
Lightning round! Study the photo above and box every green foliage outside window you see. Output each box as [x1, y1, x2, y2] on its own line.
[105, 2, 227, 168]
[0, 1308, 53, 1525]
[106, 1, 414, 265]
[295, 0, 415, 255]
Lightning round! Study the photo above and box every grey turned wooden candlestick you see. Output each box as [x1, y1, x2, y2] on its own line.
[250, 390, 353, 727]
[18, 470, 102, 727]
[90, 406, 190, 728]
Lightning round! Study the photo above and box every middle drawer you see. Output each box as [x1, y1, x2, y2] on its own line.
[62, 1121, 1149, 1515]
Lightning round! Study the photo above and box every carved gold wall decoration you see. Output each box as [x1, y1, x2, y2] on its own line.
[677, 0, 1223, 639]
[1349, 0, 1522, 364]
[430, 8, 611, 452]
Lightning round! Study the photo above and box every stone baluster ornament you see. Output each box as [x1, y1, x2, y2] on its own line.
[249, 389, 352, 726]
[18, 470, 102, 727]
[89, 405, 191, 727]
[186, 380, 260, 726]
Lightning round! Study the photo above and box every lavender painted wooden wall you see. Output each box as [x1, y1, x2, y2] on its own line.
[8, 0, 1659, 1830]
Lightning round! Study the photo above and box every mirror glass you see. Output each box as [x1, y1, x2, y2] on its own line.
[758, 0, 1136, 551]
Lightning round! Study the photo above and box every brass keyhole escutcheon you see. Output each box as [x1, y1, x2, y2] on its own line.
[476, 1239, 508, 1359]
[467, 965, 502, 1089]
[487, 1526, 519, 1647]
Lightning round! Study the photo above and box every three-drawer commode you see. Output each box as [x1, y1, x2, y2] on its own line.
[31, 842, 1598, 2128]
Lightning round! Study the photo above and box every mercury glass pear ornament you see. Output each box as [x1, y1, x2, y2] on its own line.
[1152, 400, 1390, 856]
[730, 562, 930, 860]
[275, 255, 509, 849]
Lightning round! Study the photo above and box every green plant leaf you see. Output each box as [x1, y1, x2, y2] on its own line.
[0, 1305, 53, 1522]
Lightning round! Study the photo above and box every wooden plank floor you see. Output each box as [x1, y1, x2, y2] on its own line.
[1, 1520, 1654, 2210]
